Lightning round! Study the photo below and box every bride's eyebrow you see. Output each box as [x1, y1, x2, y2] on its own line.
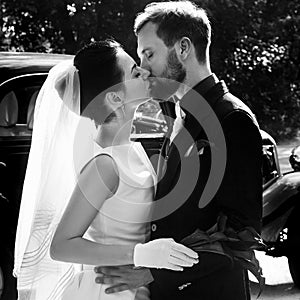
[131, 64, 137, 74]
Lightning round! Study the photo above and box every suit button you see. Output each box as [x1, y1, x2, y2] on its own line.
[151, 224, 157, 232]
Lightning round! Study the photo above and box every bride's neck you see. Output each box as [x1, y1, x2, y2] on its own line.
[95, 111, 134, 148]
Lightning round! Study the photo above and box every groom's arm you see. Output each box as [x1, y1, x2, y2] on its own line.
[94, 253, 231, 294]
[94, 265, 153, 294]
[149, 252, 232, 294]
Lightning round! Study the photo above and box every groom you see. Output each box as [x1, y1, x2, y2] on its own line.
[95, 1, 263, 299]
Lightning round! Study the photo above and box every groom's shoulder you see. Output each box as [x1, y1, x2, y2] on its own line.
[217, 92, 258, 126]
[222, 91, 249, 112]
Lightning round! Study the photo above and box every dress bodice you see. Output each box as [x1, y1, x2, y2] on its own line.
[61, 142, 155, 300]
[84, 141, 156, 246]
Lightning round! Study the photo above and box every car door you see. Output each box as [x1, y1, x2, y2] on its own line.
[0, 74, 48, 211]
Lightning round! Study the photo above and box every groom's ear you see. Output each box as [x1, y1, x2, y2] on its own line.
[175, 37, 192, 61]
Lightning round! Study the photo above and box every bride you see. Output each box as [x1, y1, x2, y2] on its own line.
[13, 40, 198, 300]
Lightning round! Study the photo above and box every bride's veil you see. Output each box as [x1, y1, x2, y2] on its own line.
[13, 60, 95, 300]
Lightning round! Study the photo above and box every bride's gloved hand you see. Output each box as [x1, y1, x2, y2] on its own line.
[133, 238, 199, 271]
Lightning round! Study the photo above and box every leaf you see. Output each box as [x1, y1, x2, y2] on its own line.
[234, 252, 265, 298]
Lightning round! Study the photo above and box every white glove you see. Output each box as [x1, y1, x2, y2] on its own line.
[133, 238, 199, 271]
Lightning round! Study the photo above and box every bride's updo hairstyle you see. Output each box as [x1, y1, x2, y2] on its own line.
[74, 39, 124, 124]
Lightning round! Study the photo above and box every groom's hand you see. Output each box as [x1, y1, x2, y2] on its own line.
[94, 265, 154, 294]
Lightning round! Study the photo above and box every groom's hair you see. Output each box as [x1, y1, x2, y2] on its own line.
[74, 39, 124, 123]
[134, 1, 211, 64]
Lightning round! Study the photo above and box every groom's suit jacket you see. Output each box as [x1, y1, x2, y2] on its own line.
[149, 74, 263, 300]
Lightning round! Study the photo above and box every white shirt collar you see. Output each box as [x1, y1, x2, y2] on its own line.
[174, 98, 186, 120]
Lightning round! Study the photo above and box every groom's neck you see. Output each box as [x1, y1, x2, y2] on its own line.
[184, 63, 212, 90]
[176, 66, 212, 100]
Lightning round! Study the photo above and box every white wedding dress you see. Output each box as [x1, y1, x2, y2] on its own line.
[61, 141, 156, 300]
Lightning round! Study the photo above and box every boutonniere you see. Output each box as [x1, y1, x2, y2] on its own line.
[184, 139, 214, 157]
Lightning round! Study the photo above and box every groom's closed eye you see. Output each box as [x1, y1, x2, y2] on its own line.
[146, 52, 153, 60]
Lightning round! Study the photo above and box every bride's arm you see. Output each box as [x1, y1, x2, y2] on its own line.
[50, 154, 136, 266]
[50, 154, 198, 268]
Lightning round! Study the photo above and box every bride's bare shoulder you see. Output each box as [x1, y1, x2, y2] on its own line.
[78, 153, 120, 198]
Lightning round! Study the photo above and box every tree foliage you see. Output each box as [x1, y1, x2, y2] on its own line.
[0, 0, 299, 141]
[202, 0, 300, 141]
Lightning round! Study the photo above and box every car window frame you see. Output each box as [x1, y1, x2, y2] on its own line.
[0, 73, 48, 140]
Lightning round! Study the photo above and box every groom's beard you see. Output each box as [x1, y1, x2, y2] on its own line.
[149, 48, 186, 100]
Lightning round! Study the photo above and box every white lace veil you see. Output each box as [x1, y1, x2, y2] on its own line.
[13, 60, 95, 300]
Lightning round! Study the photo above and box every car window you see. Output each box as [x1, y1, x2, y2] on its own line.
[131, 99, 168, 138]
[0, 74, 46, 138]
[262, 144, 279, 185]
[0, 76, 169, 139]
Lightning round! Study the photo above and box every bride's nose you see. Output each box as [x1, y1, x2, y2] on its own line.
[136, 66, 150, 80]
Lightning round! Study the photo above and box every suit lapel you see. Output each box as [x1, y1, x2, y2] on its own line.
[156, 99, 176, 181]
[156, 137, 170, 182]
[159, 126, 192, 185]
[156, 77, 229, 196]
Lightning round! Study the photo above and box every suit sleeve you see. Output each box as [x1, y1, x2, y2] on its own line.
[215, 111, 263, 233]
[150, 111, 263, 295]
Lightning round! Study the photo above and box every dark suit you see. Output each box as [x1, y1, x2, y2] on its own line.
[149, 74, 263, 300]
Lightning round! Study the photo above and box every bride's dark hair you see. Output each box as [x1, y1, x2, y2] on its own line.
[74, 39, 124, 123]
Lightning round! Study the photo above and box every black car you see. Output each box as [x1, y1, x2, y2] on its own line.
[0, 52, 167, 299]
[261, 130, 300, 286]
[0, 52, 300, 299]
[0, 52, 73, 300]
